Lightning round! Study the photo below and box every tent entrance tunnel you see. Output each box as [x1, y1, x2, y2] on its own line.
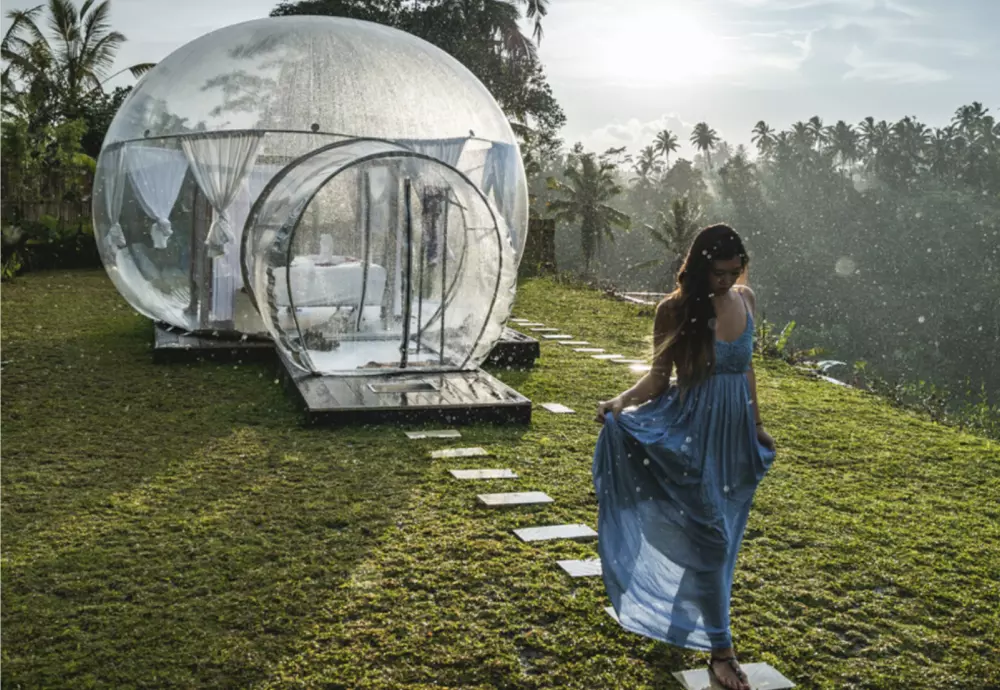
[241, 139, 511, 377]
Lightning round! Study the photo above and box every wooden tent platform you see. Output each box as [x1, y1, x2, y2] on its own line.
[152, 323, 539, 368]
[276, 351, 532, 426]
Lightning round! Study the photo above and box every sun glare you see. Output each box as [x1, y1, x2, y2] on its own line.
[598, 9, 734, 87]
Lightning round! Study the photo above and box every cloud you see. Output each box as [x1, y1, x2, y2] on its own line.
[842, 44, 949, 83]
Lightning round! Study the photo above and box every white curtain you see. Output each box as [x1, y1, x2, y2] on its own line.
[125, 146, 189, 249]
[210, 163, 283, 321]
[483, 143, 520, 247]
[181, 132, 265, 259]
[395, 137, 467, 167]
[102, 147, 128, 255]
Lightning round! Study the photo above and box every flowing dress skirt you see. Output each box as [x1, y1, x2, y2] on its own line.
[592, 371, 776, 650]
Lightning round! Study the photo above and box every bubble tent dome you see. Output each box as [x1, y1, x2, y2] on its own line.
[92, 16, 529, 380]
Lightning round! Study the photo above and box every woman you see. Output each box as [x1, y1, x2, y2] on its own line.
[593, 224, 776, 690]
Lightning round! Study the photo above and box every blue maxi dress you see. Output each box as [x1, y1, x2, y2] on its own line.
[592, 306, 775, 651]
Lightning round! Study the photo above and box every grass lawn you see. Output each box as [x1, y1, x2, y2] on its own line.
[2, 269, 998, 689]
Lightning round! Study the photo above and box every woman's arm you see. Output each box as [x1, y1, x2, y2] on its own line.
[596, 301, 675, 422]
[618, 299, 674, 406]
[739, 286, 775, 449]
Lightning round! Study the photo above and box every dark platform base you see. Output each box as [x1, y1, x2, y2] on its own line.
[484, 327, 540, 369]
[152, 323, 275, 364]
[277, 350, 532, 427]
[153, 323, 539, 369]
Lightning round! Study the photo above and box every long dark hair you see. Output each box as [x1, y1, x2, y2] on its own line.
[654, 223, 749, 389]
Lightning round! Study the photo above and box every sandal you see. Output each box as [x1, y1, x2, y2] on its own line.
[707, 654, 750, 690]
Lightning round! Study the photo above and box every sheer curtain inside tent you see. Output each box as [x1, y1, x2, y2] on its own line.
[125, 145, 189, 249]
[210, 163, 284, 322]
[483, 143, 520, 249]
[181, 132, 266, 259]
[101, 148, 128, 257]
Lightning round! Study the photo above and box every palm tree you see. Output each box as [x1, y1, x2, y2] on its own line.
[690, 122, 719, 170]
[631, 196, 703, 288]
[519, 0, 549, 44]
[2, 0, 153, 120]
[632, 145, 661, 185]
[790, 121, 814, 153]
[952, 101, 988, 136]
[807, 115, 826, 150]
[751, 120, 776, 158]
[824, 120, 859, 172]
[654, 129, 679, 169]
[548, 152, 631, 274]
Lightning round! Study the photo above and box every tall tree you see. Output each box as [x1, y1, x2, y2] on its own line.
[690, 122, 719, 170]
[654, 129, 679, 169]
[632, 195, 702, 288]
[751, 120, 776, 159]
[2, 0, 153, 121]
[548, 150, 630, 273]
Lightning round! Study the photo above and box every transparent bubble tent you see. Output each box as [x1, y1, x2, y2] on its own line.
[92, 16, 527, 376]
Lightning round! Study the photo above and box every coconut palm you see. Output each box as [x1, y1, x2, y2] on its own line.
[807, 115, 826, 150]
[690, 122, 719, 170]
[2, 0, 154, 120]
[824, 120, 859, 172]
[548, 151, 631, 273]
[654, 129, 679, 169]
[631, 195, 703, 288]
[751, 120, 776, 158]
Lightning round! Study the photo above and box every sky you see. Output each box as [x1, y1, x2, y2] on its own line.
[3, 0, 997, 159]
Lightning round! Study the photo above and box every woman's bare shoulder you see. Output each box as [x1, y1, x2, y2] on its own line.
[735, 284, 757, 312]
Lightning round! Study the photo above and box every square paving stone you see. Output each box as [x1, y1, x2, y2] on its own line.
[430, 447, 489, 459]
[574, 347, 605, 353]
[518, 322, 545, 327]
[513, 524, 597, 542]
[509, 318, 532, 323]
[540, 402, 575, 414]
[592, 354, 625, 360]
[557, 558, 602, 577]
[449, 468, 518, 480]
[673, 663, 796, 690]
[611, 359, 646, 365]
[477, 491, 553, 507]
[543, 334, 575, 339]
[406, 429, 462, 439]
[629, 364, 652, 373]
[559, 340, 590, 346]
[530, 327, 560, 332]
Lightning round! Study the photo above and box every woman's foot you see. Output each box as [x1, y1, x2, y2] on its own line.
[707, 649, 750, 690]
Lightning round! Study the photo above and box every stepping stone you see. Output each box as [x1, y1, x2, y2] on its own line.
[509, 318, 532, 324]
[478, 491, 553, 507]
[605, 606, 619, 622]
[518, 322, 545, 327]
[592, 354, 624, 360]
[557, 558, 602, 577]
[559, 340, 590, 346]
[450, 468, 518, 480]
[629, 364, 652, 373]
[611, 359, 645, 365]
[575, 347, 605, 353]
[514, 524, 596, 542]
[406, 429, 461, 439]
[430, 447, 488, 459]
[530, 327, 560, 332]
[542, 334, 574, 340]
[540, 402, 575, 414]
[673, 662, 796, 690]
